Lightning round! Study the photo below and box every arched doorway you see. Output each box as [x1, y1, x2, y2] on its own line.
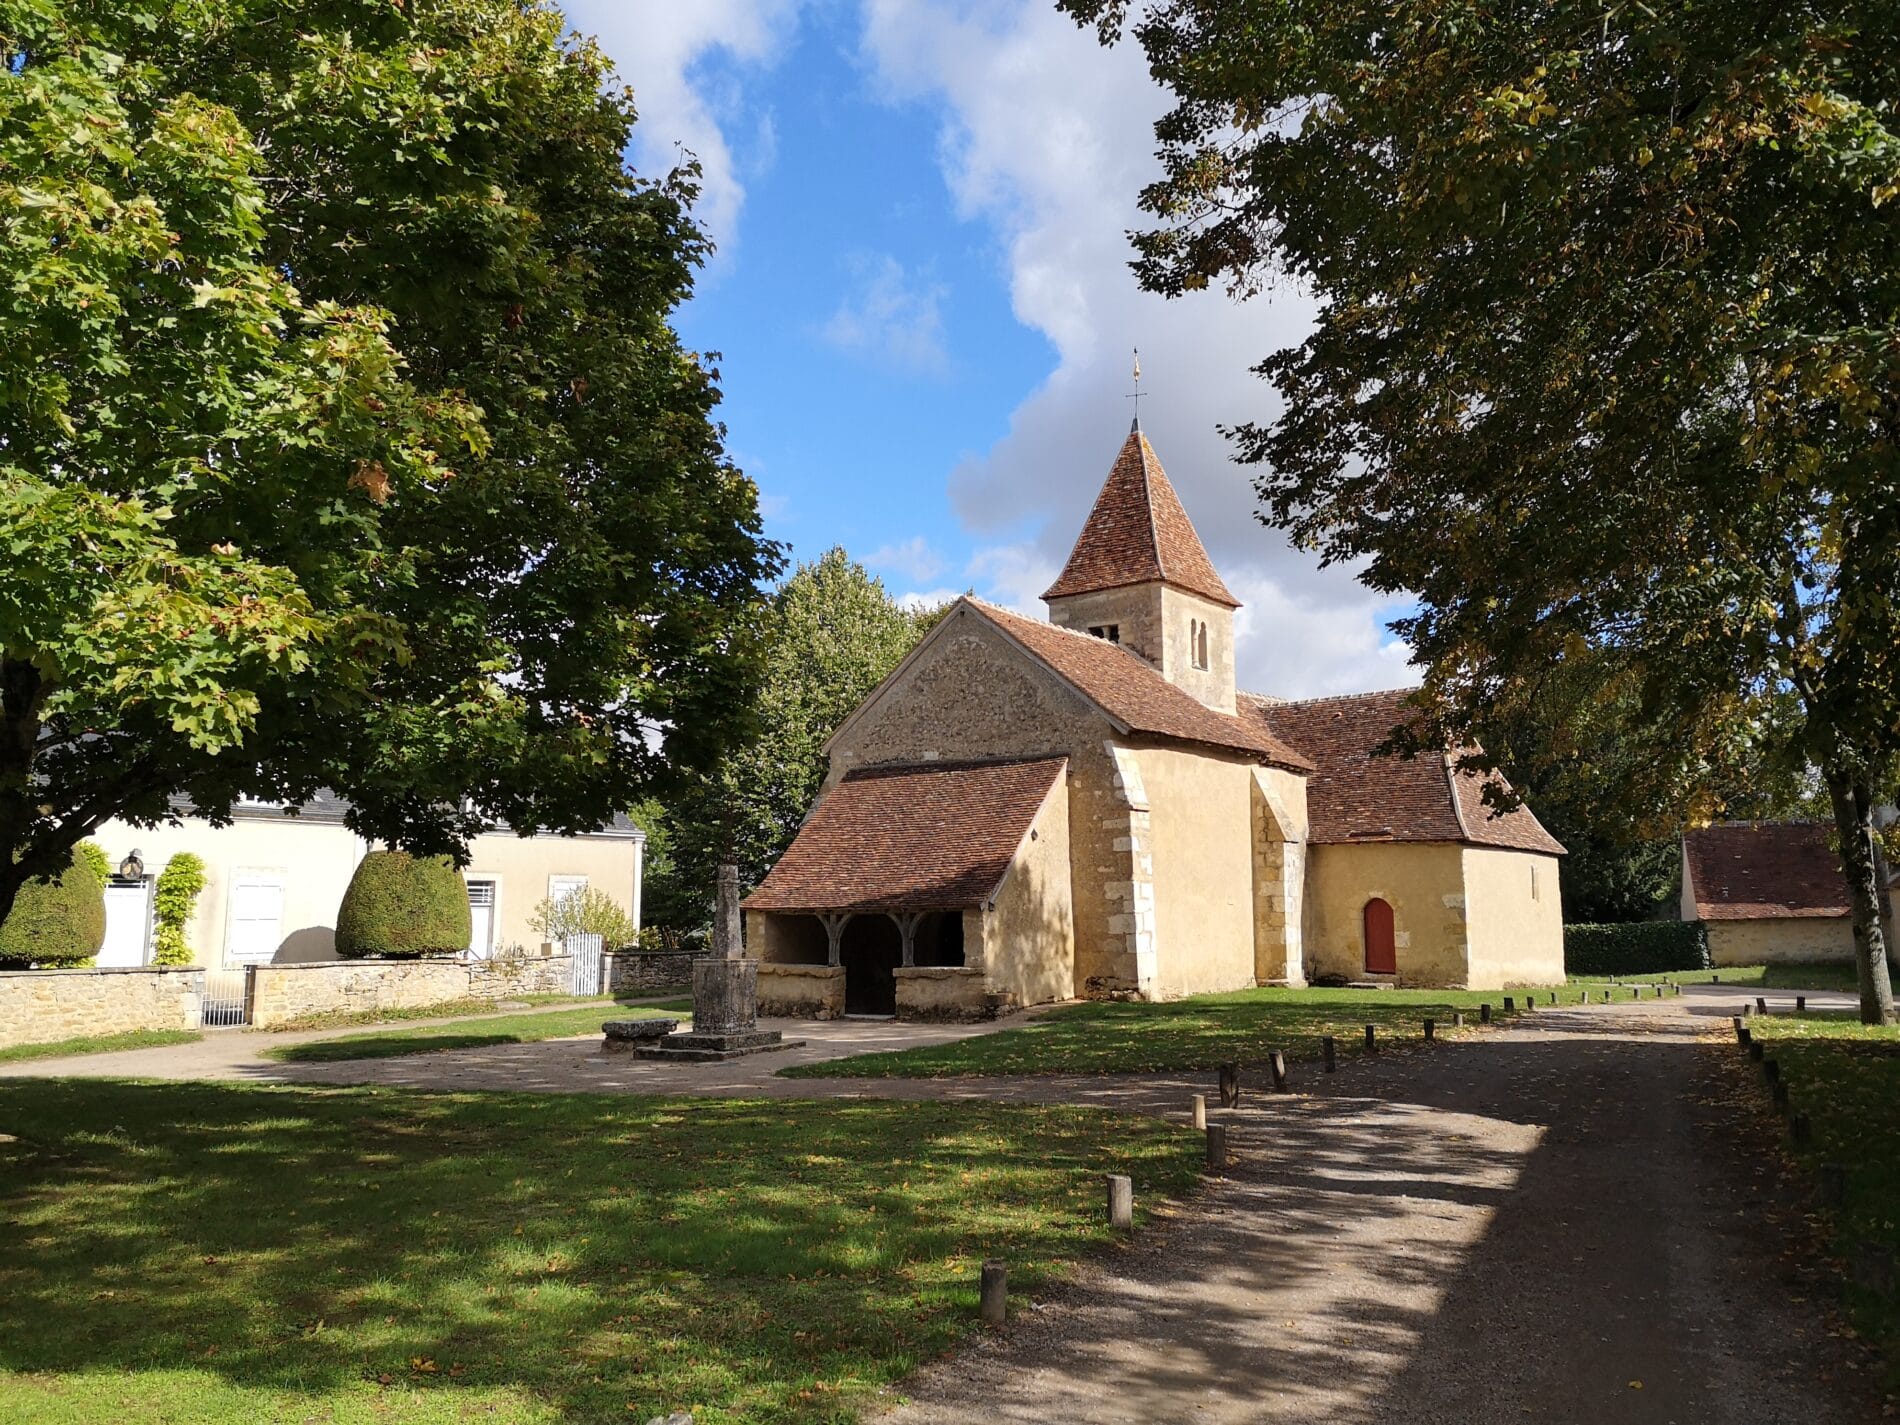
[840, 916, 902, 1016]
[1363, 898, 1396, 975]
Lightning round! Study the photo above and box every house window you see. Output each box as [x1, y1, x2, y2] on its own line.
[226, 875, 285, 965]
[1087, 624, 1120, 644]
[548, 874, 587, 903]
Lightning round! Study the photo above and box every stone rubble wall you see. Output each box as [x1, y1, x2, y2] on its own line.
[249, 954, 574, 1029]
[602, 950, 698, 995]
[757, 963, 845, 1019]
[0, 966, 205, 1050]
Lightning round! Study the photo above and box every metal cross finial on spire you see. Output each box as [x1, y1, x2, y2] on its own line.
[1127, 347, 1144, 431]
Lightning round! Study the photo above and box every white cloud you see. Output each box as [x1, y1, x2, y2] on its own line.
[965, 541, 1060, 616]
[896, 588, 961, 613]
[563, 0, 803, 252]
[858, 1, 1405, 695]
[821, 254, 950, 375]
[867, 534, 948, 583]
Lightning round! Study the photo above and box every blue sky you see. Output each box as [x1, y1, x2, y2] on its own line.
[564, 1, 1415, 697]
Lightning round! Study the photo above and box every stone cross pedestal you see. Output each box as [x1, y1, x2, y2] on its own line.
[634, 863, 802, 1063]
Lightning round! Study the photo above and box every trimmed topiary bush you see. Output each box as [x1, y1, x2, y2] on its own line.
[0, 850, 107, 968]
[335, 851, 471, 959]
[75, 841, 111, 886]
[1564, 921, 1710, 976]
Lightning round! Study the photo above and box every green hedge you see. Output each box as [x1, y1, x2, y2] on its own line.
[0, 851, 107, 968]
[1564, 920, 1710, 976]
[335, 851, 471, 959]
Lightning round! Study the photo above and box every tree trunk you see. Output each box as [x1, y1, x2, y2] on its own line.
[1825, 770, 1898, 1025]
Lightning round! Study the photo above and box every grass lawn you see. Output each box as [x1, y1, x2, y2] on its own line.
[782, 985, 1563, 1079]
[0, 1029, 202, 1065]
[261, 992, 677, 1034]
[1739, 1011, 1900, 1382]
[1565, 964, 1864, 992]
[266, 1000, 693, 1064]
[0, 1079, 1198, 1424]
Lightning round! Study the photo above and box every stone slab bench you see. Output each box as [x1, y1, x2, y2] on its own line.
[601, 1017, 680, 1052]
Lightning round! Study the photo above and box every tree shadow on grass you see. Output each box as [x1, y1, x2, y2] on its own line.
[0, 1080, 1196, 1423]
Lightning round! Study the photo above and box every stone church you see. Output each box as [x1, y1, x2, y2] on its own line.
[745, 423, 1566, 1019]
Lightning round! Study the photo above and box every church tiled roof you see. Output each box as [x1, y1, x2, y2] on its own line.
[743, 757, 1068, 913]
[1683, 822, 1848, 920]
[1042, 425, 1240, 608]
[968, 600, 1313, 770]
[1245, 688, 1564, 854]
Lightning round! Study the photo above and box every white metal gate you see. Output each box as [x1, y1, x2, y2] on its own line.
[565, 934, 604, 996]
[201, 967, 253, 1027]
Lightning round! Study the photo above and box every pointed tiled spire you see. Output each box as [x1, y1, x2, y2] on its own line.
[1042, 427, 1240, 608]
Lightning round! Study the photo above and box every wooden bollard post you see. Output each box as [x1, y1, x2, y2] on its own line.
[1364, 1023, 1378, 1053]
[1711, 972, 1721, 984]
[1479, 1003, 1492, 1024]
[1423, 1018, 1436, 1042]
[1796, 995, 1807, 1013]
[1820, 1164, 1848, 1207]
[980, 1260, 1007, 1326]
[1321, 1036, 1336, 1073]
[1548, 991, 1558, 1005]
[1452, 1011, 1466, 1028]
[1503, 996, 1515, 1012]
[1756, 996, 1768, 1016]
[1732, 1015, 1745, 1042]
[1673, 982, 1683, 996]
[1218, 1062, 1241, 1108]
[1191, 1093, 1207, 1130]
[1269, 1050, 1289, 1093]
[1522, 997, 1536, 1012]
[1205, 1123, 1229, 1173]
[1748, 1039, 1764, 1061]
[1738, 1024, 1753, 1048]
[1106, 1173, 1134, 1231]
[1790, 1113, 1812, 1147]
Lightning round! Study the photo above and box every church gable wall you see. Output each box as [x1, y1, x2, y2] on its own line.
[1303, 841, 1471, 987]
[825, 609, 1133, 1000]
[1461, 847, 1565, 988]
[1134, 742, 1257, 998]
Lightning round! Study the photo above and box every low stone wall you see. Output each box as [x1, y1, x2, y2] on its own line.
[0, 966, 205, 1050]
[895, 965, 996, 1022]
[757, 963, 845, 1020]
[249, 954, 574, 1029]
[603, 950, 698, 996]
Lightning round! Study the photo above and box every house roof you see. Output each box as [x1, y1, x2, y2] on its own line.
[966, 600, 1313, 770]
[1244, 688, 1565, 854]
[1683, 822, 1849, 920]
[743, 757, 1068, 914]
[1042, 425, 1241, 609]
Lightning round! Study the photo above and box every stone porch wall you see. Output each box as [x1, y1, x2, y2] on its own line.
[757, 963, 845, 1019]
[0, 966, 205, 1050]
[895, 965, 993, 1021]
[250, 954, 573, 1029]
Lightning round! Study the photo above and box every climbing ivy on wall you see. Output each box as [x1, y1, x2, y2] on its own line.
[152, 854, 207, 967]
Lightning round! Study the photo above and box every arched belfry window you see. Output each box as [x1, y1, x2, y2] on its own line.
[1189, 617, 1210, 671]
[1197, 619, 1209, 670]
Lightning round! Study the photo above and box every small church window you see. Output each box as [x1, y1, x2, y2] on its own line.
[1088, 624, 1120, 644]
[1531, 863, 1540, 900]
[1190, 618, 1209, 671]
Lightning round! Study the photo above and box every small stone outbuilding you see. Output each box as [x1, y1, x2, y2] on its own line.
[745, 421, 1567, 1017]
[1680, 821, 1863, 965]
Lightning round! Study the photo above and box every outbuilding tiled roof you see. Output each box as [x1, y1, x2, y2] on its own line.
[1683, 822, 1849, 920]
[967, 600, 1313, 770]
[1245, 688, 1564, 854]
[743, 757, 1067, 914]
[1042, 425, 1240, 608]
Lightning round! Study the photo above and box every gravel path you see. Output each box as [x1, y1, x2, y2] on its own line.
[879, 990, 1882, 1424]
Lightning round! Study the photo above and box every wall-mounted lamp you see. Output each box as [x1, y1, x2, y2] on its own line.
[118, 849, 145, 881]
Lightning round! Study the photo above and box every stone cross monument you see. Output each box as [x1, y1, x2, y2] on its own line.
[632, 862, 800, 1061]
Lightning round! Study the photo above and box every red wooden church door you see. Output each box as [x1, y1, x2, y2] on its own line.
[1363, 898, 1396, 975]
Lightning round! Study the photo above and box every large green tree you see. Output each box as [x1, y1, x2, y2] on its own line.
[0, 2, 777, 925]
[1065, 0, 1900, 1020]
[648, 550, 936, 943]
